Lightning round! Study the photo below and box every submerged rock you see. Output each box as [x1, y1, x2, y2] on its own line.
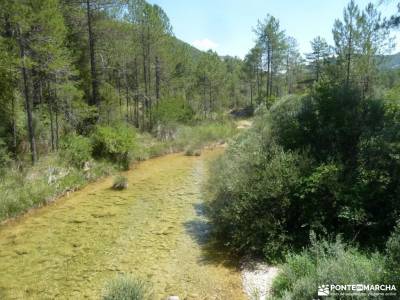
[15, 249, 28, 255]
[112, 175, 128, 190]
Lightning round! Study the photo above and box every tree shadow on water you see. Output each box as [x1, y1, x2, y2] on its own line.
[193, 203, 206, 216]
[184, 203, 240, 270]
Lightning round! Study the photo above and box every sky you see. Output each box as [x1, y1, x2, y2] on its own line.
[147, 0, 400, 58]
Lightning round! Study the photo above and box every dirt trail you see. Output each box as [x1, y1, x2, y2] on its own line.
[0, 149, 245, 300]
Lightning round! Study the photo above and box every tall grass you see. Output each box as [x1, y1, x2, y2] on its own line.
[271, 235, 386, 300]
[102, 275, 152, 300]
[0, 155, 115, 222]
[175, 121, 236, 154]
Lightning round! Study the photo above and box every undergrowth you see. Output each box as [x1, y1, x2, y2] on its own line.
[0, 119, 237, 222]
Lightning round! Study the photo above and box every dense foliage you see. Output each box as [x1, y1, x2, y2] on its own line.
[59, 134, 92, 168]
[152, 97, 195, 125]
[0, 0, 256, 170]
[206, 3, 399, 272]
[92, 123, 137, 169]
[385, 223, 400, 284]
[207, 84, 400, 260]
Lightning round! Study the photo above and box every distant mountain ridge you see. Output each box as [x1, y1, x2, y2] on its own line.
[381, 52, 400, 69]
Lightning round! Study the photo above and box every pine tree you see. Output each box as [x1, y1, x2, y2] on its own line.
[357, 3, 393, 95]
[333, 0, 361, 86]
[255, 15, 286, 103]
[306, 36, 331, 82]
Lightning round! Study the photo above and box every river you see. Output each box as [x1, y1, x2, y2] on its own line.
[0, 149, 245, 299]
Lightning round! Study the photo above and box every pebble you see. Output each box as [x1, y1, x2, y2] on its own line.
[241, 261, 279, 300]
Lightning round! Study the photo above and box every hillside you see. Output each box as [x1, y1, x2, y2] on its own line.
[380, 52, 400, 69]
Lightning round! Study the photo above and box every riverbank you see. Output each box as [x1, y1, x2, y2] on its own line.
[0, 121, 237, 224]
[0, 148, 246, 299]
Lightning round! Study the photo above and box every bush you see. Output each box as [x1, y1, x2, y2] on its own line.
[385, 223, 400, 288]
[175, 121, 236, 152]
[102, 275, 151, 300]
[92, 123, 137, 170]
[153, 96, 194, 125]
[112, 175, 128, 190]
[184, 147, 201, 156]
[59, 134, 92, 168]
[206, 124, 304, 260]
[207, 83, 400, 259]
[271, 236, 385, 300]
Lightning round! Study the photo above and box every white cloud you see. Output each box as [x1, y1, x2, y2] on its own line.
[192, 38, 219, 51]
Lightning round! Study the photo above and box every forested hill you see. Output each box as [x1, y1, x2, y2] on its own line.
[4, 0, 398, 169]
[0, 0, 249, 165]
[381, 52, 400, 69]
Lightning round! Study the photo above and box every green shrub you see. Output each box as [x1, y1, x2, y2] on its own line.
[207, 84, 400, 259]
[174, 121, 236, 152]
[59, 134, 92, 168]
[102, 275, 151, 300]
[271, 236, 385, 300]
[206, 125, 304, 260]
[92, 123, 137, 170]
[153, 96, 194, 124]
[112, 175, 128, 190]
[184, 147, 201, 156]
[385, 223, 400, 288]
[147, 142, 170, 158]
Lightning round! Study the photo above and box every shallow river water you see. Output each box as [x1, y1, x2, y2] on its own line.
[0, 149, 245, 299]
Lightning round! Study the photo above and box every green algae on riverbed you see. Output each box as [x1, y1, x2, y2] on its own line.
[0, 149, 245, 300]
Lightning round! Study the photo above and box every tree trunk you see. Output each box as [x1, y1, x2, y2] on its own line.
[147, 29, 152, 129]
[19, 37, 37, 164]
[209, 83, 212, 113]
[155, 56, 160, 102]
[286, 54, 290, 94]
[269, 48, 274, 99]
[256, 68, 260, 100]
[203, 76, 207, 119]
[48, 85, 55, 152]
[266, 44, 271, 103]
[117, 70, 122, 119]
[250, 82, 253, 106]
[142, 41, 148, 130]
[86, 0, 99, 107]
[4, 15, 17, 155]
[125, 69, 130, 122]
[346, 28, 352, 86]
[54, 87, 59, 150]
[133, 58, 139, 128]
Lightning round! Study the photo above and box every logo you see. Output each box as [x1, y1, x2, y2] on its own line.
[317, 284, 397, 297]
[318, 285, 330, 296]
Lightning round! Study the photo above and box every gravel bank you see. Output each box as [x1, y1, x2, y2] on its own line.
[241, 261, 279, 300]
